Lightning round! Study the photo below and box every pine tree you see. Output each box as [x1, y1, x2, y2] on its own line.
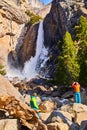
[56, 31, 80, 85]
[75, 16, 87, 86]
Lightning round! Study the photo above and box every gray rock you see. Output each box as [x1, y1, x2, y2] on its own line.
[69, 123, 79, 130]
[46, 110, 72, 125]
[0, 119, 21, 130]
[80, 121, 87, 130]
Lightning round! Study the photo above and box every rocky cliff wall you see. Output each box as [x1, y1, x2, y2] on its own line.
[0, 0, 28, 66]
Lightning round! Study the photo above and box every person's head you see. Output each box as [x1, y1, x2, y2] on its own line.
[33, 92, 37, 97]
[72, 82, 79, 86]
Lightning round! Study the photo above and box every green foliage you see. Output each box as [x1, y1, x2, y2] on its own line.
[29, 15, 42, 26]
[63, 31, 76, 57]
[75, 16, 87, 41]
[56, 31, 80, 85]
[25, 10, 42, 26]
[75, 16, 87, 86]
[0, 64, 6, 75]
[25, 10, 34, 17]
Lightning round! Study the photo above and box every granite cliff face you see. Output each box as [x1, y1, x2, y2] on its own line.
[8, 0, 87, 78]
[28, 0, 51, 18]
[43, 0, 87, 48]
[0, 0, 28, 66]
[38, 4, 51, 18]
[28, 0, 44, 9]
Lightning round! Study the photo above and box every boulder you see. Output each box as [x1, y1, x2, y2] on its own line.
[0, 119, 20, 130]
[72, 103, 87, 112]
[33, 85, 48, 95]
[57, 122, 69, 130]
[47, 122, 58, 130]
[47, 122, 69, 130]
[60, 104, 72, 113]
[40, 112, 52, 123]
[74, 112, 87, 125]
[72, 103, 87, 125]
[0, 74, 24, 102]
[61, 91, 74, 99]
[39, 100, 55, 113]
[51, 97, 62, 107]
[81, 92, 87, 105]
[80, 120, 87, 130]
[69, 123, 79, 130]
[46, 110, 73, 125]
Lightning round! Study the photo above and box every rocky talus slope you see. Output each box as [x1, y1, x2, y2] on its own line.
[0, 75, 87, 130]
[0, 75, 47, 130]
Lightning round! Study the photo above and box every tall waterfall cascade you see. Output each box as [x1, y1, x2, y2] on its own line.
[6, 21, 49, 80]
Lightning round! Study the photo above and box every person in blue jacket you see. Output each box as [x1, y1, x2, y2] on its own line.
[30, 93, 40, 118]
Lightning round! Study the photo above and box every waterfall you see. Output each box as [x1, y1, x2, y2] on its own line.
[23, 21, 45, 80]
[6, 21, 49, 80]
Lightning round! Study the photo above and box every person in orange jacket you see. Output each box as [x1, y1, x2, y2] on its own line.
[72, 82, 81, 103]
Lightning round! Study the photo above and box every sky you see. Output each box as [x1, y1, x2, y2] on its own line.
[40, 0, 53, 5]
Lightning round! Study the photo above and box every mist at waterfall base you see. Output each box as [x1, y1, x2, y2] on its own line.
[6, 21, 49, 81]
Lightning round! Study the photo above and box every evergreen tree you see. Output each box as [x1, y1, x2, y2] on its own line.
[56, 31, 80, 85]
[75, 16, 87, 86]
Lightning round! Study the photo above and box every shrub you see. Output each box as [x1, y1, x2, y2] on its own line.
[0, 65, 6, 75]
[29, 15, 42, 26]
[25, 10, 42, 26]
[25, 10, 34, 17]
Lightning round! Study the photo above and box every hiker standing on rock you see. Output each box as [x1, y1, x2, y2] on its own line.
[30, 93, 40, 118]
[72, 82, 81, 103]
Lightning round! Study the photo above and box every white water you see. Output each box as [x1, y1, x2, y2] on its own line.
[36, 45, 49, 78]
[22, 21, 45, 80]
[6, 21, 48, 80]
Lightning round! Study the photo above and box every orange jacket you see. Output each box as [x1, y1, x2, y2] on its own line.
[72, 82, 80, 92]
